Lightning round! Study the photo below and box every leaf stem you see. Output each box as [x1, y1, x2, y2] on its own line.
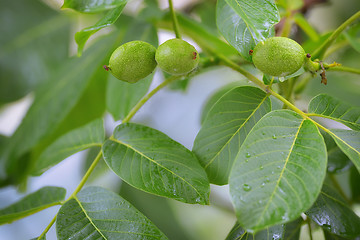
[37, 214, 57, 240]
[122, 75, 181, 123]
[312, 10, 360, 59]
[168, 0, 181, 39]
[326, 65, 360, 75]
[70, 151, 103, 198]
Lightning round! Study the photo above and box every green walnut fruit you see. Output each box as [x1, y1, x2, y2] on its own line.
[155, 38, 199, 75]
[252, 37, 306, 77]
[106, 41, 157, 83]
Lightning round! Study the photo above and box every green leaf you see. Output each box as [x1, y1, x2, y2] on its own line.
[62, 0, 127, 13]
[119, 182, 190, 240]
[216, 0, 279, 61]
[322, 131, 352, 173]
[31, 119, 104, 176]
[193, 86, 271, 185]
[350, 166, 360, 203]
[0, 0, 70, 104]
[107, 73, 154, 121]
[56, 186, 167, 240]
[4, 35, 115, 184]
[75, 4, 126, 56]
[344, 22, 360, 53]
[308, 94, 360, 130]
[0, 186, 65, 225]
[225, 222, 285, 240]
[229, 110, 327, 232]
[156, 13, 238, 57]
[106, 21, 158, 121]
[324, 230, 360, 240]
[284, 218, 303, 240]
[329, 129, 360, 173]
[200, 82, 246, 125]
[102, 123, 210, 204]
[306, 183, 360, 239]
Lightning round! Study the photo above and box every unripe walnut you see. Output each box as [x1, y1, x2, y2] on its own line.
[155, 38, 199, 75]
[106, 41, 157, 83]
[252, 37, 306, 77]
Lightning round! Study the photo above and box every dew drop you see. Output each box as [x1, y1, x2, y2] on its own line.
[246, 153, 251, 158]
[245, 159, 249, 163]
[261, 182, 265, 188]
[277, 165, 281, 169]
[272, 134, 277, 139]
[260, 165, 264, 170]
[243, 184, 252, 191]
[262, 132, 266, 135]
[271, 171, 275, 174]
[266, 178, 270, 182]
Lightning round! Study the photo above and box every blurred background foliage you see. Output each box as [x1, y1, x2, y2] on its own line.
[0, 0, 359, 239]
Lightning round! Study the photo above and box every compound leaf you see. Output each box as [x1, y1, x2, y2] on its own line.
[308, 94, 360, 131]
[216, 0, 279, 61]
[229, 110, 327, 232]
[56, 186, 167, 240]
[32, 119, 105, 176]
[306, 183, 360, 239]
[0, 187, 65, 225]
[193, 86, 271, 185]
[102, 123, 210, 204]
[62, 0, 127, 13]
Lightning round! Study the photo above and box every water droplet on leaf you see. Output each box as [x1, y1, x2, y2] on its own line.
[243, 184, 252, 191]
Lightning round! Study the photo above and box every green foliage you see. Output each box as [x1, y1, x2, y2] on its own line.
[102, 123, 210, 204]
[308, 94, 360, 130]
[31, 119, 105, 176]
[56, 186, 167, 239]
[229, 110, 327, 232]
[193, 86, 271, 185]
[306, 183, 360, 239]
[216, 0, 279, 61]
[0, 187, 65, 224]
[62, 0, 127, 13]
[1, 0, 360, 239]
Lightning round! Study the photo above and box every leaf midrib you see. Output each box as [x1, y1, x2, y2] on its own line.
[255, 119, 305, 228]
[204, 94, 269, 169]
[74, 196, 108, 240]
[109, 137, 203, 199]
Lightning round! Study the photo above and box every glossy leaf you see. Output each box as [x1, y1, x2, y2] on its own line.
[4, 35, 115, 184]
[229, 110, 327, 232]
[106, 21, 158, 121]
[193, 86, 271, 185]
[0, 0, 70, 104]
[226, 222, 285, 240]
[31, 119, 104, 176]
[102, 123, 210, 204]
[306, 183, 360, 239]
[322, 131, 352, 173]
[329, 129, 360, 173]
[62, 0, 127, 13]
[56, 186, 167, 240]
[324, 230, 360, 240]
[75, 4, 126, 55]
[0, 187, 65, 225]
[308, 94, 360, 130]
[216, 0, 279, 61]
